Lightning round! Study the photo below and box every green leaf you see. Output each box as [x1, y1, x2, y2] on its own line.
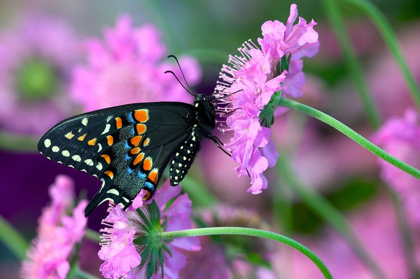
[140, 244, 153, 266]
[245, 252, 271, 268]
[136, 208, 152, 229]
[146, 255, 155, 279]
[148, 201, 161, 225]
[162, 243, 172, 257]
[133, 235, 150, 246]
[280, 54, 291, 73]
[158, 250, 165, 279]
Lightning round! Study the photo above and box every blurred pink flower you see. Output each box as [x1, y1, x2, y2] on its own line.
[330, 23, 420, 123]
[71, 15, 202, 112]
[214, 4, 319, 195]
[21, 175, 88, 279]
[98, 181, 200, 279]
[373, 109, 420, 227]
[284, 197, 412, 279]
[368, 23, 420, 118]
[0, 14, 78, 135]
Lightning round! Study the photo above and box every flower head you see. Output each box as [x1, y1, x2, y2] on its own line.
[98, 181, 200, 279]
[0, 14, 78, 135]
[214, 4, 319, 194]
[373, 109, 420, 227]
[71, 15, 202, 112]
[21, 175, 88, 279]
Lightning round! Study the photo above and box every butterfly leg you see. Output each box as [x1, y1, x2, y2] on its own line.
[208, 135, 231, 157]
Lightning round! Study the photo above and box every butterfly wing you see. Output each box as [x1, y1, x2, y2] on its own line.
[38, 102, 195, 216]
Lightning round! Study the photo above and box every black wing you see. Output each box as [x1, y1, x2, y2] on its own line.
[38, 102, 195, 216]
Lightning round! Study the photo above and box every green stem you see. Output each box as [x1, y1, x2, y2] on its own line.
[277, 155, 386, 279]
[85, 228, 101, 243]
[341, 0, 420, 110]
[161, 227, 333, 279]
[279, 98, 420, 179]
[0, 215, 29, 260]
[320, 0, 381, 129]
[181, 175, 217, 207]
[0, 130, 38, 152]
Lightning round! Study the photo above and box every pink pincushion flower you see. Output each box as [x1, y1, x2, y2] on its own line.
[214, 4, 318, 194]
[0, 14, 78, 135]
[98, 180, 200, 279]
[21, 175, 88, 279]
[373, 109, 420, 227]
[71, 15, 202, 112]
[99, 206, 141, 279]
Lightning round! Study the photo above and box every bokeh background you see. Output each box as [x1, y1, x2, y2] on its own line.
[1, 0, 420, 278]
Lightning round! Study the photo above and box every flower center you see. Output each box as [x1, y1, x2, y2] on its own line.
[15, 57, 58, 101]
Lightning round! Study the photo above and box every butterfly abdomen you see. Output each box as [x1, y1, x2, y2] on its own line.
[169, 126, 202, 186]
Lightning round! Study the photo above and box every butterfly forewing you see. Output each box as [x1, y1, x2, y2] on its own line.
[38, 102, 196, 216]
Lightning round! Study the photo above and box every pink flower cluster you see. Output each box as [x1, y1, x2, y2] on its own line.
[71, 15, 202, 112]
[21, 175, 88, 279]
[214, 4, 319, 194]
[98, 181, 200, 279]
[373, 109, 420, 227]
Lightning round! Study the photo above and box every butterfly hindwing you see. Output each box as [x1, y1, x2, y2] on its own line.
[38, 102, 196, 216]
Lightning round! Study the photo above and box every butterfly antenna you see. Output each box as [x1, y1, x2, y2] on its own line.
[167, 55, 194, 93]
[164, 70, 195, 97]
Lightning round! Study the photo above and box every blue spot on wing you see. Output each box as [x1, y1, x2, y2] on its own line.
[124, 142, 130, 149]
[127, 112, 135, 123]
[144, 182, 154, 191]
[127, 168, 134, 174]
[138, 171, 146, 179]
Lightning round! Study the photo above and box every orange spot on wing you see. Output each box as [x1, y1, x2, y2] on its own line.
[101, 154, 111, 164]
[136, 124, 147, 135]
[143, 190, 151, 201]
[130, 147, 141, 155]
[143, 138, 150, 147]
[148, 169, 158, 184]
[107, 135, 114, 146]
[133, 153, 145, 166]
[134, 109, 149, 123]
[78, 133, 87, 141]
[88, 138, 97, 146]
[130, 136, 142, 147]
[104, 170, 114, 179]
[115, 117, 123, 129]
[143, 157, 153, 171]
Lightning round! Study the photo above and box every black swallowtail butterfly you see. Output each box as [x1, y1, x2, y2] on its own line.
[38, 56, 228, 217]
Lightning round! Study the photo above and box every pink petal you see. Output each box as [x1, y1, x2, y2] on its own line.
[261, 140, 279, 168]
[156, 180, 182, 208]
